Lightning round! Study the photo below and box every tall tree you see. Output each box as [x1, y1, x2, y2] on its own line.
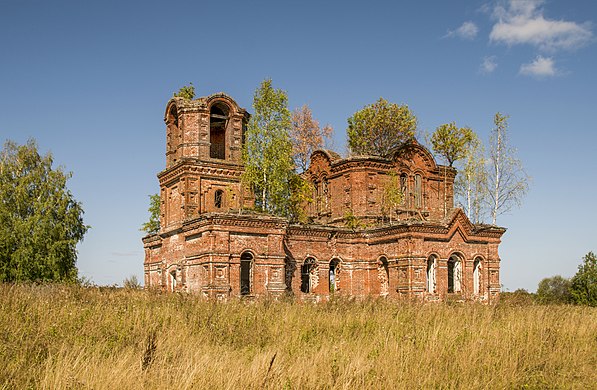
[347, 97, 417, 158]
[454, 132, 487, 223]
[430, 122, 475, 167]
[0, 139, 88, 282]
[290, 105, 332, 172]
[570, 252, 597, 306]
[141, 193, 160, 234]
[486, 113, 530, 225]
[242, 79, 295, 216]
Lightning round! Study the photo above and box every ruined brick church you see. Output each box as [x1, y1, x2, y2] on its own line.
[143, 93, 505, 302]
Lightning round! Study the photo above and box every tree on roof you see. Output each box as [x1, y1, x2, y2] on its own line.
[347, 97, 417, 158]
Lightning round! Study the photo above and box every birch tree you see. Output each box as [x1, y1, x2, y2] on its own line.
[454, 133, 487, 223]
[242, 79, 294, 216]
[486, 113, 529, 225]
[290, 105, 333, 172]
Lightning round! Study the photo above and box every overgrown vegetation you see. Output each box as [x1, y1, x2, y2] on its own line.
[1, 284, 595, 389]
[173, 83, 195, 100]
[140, 193, 160, 235]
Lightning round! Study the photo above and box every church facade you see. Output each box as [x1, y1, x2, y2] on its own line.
[142, 93, 505, 302]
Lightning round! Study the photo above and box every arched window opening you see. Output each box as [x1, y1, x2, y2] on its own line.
[426, 256, 437, 293]
[210, 103, 229, 159]
[301, 257, 317, 293]
[240, 252, 253, 296]
[473, 258, 482, 295]
[414, 174, 422, 209]
[167, 105, 180, 164]
[329, 259, 340, 293]
[378, 256, 390, 296]
[169, 269, 177, 292]
[400, 173, 408, 206]
[447, 255, 462, 293]
[322, 176, 329, 213]
[214, 190, 223, 209]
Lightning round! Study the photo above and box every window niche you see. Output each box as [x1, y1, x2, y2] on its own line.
[214, 190, 223, 209]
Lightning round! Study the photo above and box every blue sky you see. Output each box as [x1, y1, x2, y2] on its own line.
[1, 0, 596, 291]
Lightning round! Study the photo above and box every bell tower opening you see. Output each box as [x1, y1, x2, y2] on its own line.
[210, 103, 229, 159]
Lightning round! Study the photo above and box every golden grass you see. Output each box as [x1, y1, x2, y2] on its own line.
[1, 284, 595, 389]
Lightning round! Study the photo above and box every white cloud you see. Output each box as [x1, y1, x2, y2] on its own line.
[519, 56, 557, 77]
[490, 0, 593, 51]
[446, 21, 479, 40]
[480, 56, 498, 74]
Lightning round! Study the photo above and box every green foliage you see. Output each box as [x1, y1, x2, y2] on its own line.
[343, 210, 363, 230]
[173, 83, 195, 100]
[242, 79, 295, 216]
[286, 174, 313, 224]
[536, 275, 571, 304]
[430, 122, 475, 167]
[0, 139, 88, 282]
[347, 97, 416, 158]
[570, 252, 597, 306]
[381, 172, 403, 224]
[141, 193, 160, 235]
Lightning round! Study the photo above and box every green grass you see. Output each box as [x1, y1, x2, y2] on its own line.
[1, 284, 595, 389]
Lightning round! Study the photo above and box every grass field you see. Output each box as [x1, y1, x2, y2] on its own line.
[1, 284, 595, 389]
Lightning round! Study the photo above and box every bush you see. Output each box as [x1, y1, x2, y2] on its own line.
[536, 276, 571, 304]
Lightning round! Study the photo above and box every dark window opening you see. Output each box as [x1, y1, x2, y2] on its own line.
[301, 257, 316, 293]
[329, 259, 340, 293]
[240, 252, 253, 295]
[400, 173, 408, 206]
[210, 103, 228, 159]
[214, 190, 223, 208]
[378, 256, 390, 296]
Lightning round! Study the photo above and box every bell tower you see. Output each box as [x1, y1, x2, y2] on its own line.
[158, 93, 250, 229]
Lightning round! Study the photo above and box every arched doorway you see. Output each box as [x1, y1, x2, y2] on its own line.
[240, 252, 253, 296]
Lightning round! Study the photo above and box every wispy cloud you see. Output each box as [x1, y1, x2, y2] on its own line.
[519, 56, 557, 77]
[490, 0, 593, 51]
[446, 21, 479, 40]
[480, 56, 498, 74]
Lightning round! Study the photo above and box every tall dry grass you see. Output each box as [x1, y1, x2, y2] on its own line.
[0, 284, 595, 389]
